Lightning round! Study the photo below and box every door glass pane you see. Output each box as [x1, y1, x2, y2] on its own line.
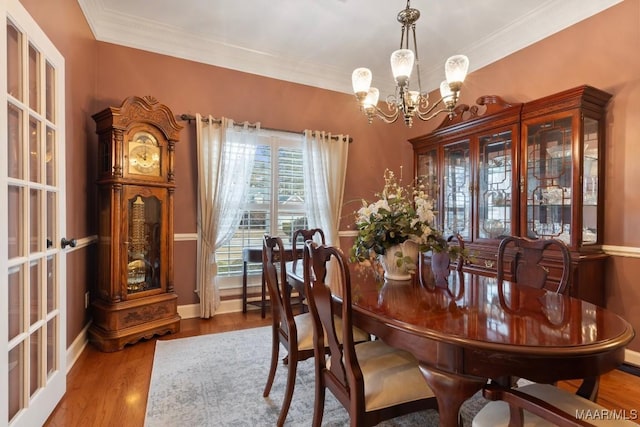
[30, 260, 41, 326]
[47, 255, 55, 313]
[47, 191, 56, 252]
[8, 266, 24, 341]
[525, 117, 572, 242]
[478, 131, 512, 239]
[8, 102, 22, 179]
[6, 20, 22, 100]
[29, 116, 40, 183]
[28, 43, 40, 112]
[583, 117, 599, 244]
[45, 61, 55, 122]
[8, 185, 23, 258]
[46, 126, 55, 185]
[443, 141, 471, 240]
[30, 328, 42, 397]
[30, 189, 42, 253]
[47, 318, 57, 377]
[8, 343, 24, 422]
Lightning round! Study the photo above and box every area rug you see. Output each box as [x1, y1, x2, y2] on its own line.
[144, 326, 488, 426]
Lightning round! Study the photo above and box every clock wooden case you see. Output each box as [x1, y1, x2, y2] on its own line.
[88, 95, 182, 352]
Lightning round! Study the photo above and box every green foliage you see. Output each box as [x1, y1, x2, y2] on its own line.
[349, 169, 469, 266]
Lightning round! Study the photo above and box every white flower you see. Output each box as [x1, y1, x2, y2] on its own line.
[373, 199, 389, 212]
[350, 168, 445, 263]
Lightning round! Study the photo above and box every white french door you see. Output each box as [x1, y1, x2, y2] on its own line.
[1, 1, 67, 426]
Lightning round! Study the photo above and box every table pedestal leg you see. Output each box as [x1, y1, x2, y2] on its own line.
[419, 364, 486, 427]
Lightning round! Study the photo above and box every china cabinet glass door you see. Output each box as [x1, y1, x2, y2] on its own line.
[443, 141, 471, 240]
[478, 130, 514, 239]
[582, 117, 600, 245]
[524, 116, 573, 243]
[416, 148, 438, 201]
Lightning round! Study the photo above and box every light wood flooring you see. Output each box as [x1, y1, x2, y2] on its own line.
[45, 311, 640, 426]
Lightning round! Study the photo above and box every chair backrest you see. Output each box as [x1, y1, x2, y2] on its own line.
[263, 235, 296, 334]
[418, 234, 465, 286]
[303, 241, 363, 412]
[497, 236, 571, 294]
[291, 228, 326, 277]
[447, 233, 465, 272]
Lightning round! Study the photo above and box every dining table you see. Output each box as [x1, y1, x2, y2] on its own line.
[287, 260, 636, 427]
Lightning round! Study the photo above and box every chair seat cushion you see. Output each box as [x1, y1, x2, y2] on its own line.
[473, 383, 637, 426]
[355, 340, 435, 412]
[295, 313, 370, 351]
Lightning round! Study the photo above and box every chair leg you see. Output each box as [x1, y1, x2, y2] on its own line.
[263, 327, 280, 397]
[312, 382, 325, 427]
[277, 354, 298, 426]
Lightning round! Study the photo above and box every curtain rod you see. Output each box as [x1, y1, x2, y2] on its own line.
[179, 114, 352, 143]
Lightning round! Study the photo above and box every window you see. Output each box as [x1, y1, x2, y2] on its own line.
[215, 131, 307, 288]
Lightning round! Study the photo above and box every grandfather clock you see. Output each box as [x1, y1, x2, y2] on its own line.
[88, 95, 182, 352]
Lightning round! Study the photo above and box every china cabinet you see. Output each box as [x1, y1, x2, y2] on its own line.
[88, 96, 182, 351]
[411, 86, 611, 305]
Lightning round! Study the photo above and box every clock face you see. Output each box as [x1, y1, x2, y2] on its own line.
[128, 131, 161, 176]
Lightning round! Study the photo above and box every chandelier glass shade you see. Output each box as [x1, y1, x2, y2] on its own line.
[352, 1, 469, 127]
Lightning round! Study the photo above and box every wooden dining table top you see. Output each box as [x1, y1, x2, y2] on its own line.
[287, 259, 635, 426]
[346, 263, 634, 355]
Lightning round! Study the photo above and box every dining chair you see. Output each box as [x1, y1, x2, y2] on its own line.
[474, 236, 605, 427]
[473, 382, 638, 427]
[447, 233, 466, 272]
[262, 235, 369, 426]
[303, 241, 438, 427]
[291, 228, 325, 272]
[496, 237, 591, 395]
[290, 228, 326, 302]
[419, 233, 465, 287]
[496, 235, 572, 293]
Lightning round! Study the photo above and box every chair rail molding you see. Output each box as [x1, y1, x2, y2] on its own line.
[602, 245, 640, 258]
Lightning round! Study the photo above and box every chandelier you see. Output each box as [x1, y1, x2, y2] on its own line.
[351, 0, 469, 127]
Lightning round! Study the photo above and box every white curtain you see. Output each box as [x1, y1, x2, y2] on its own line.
[195, 114, 258, 318]
[302, 130, 350, 245]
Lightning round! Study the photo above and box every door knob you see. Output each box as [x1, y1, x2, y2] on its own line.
[61, 237, 77, 249]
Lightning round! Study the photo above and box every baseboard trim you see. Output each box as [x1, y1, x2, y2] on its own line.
[624, 348, 640, 367]
[177, 299, 248, 319]
[66, 321, 91, 373]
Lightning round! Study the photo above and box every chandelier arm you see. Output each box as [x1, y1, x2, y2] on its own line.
[415, 97, 455, 121]
[373, 105, 400, 123]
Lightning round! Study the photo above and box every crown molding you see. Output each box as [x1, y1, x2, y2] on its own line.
[77, 0, 622, 95]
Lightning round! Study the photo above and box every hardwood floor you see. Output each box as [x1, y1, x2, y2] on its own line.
[45, 311, 639, 426]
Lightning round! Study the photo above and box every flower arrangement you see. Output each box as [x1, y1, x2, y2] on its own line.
[350, 169, 467, 276]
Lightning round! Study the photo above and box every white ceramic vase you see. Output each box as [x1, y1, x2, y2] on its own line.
[379, 240, 419, 281]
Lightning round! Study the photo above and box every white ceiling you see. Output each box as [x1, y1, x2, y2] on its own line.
[77, 0, 621, 96]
